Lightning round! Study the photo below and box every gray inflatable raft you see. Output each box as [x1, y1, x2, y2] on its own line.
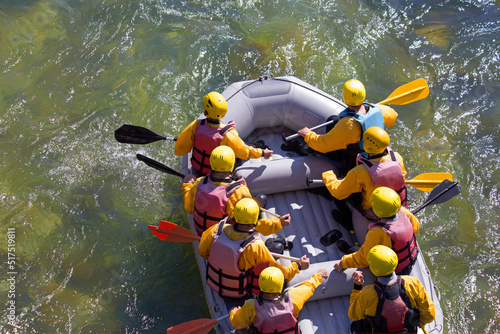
[180, 76, 443, 334]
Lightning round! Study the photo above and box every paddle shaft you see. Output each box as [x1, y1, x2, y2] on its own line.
[285, 120, 334, 141]
[306, 172, 451, 192]
[306, 177, 459, 214]
[150, 222, 300, 261]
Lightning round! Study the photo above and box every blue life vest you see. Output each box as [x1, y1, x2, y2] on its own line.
[338, 102, 385, 151]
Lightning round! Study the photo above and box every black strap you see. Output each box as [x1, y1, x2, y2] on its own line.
[219, 124, 234, 136]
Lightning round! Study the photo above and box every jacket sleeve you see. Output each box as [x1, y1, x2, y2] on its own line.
[229, 299, 257, 329]
[239, 240, 300, 281]
[254, 217, 282, 236]
[341, 228, 392, 269]
[226, 185, 253, 218]
[289, 273, 323, 318]
[304, 117, 362, 153]
[198, 224, 218, 259]
[403, 276, 436, 325]
[181, 177, 203, 214]
[221, 128, 263, 160]
[322, 167, 365, 200]
[174, 119, 198, 156]
[348, 285, 379, 320]
[401, 207, 420, 235]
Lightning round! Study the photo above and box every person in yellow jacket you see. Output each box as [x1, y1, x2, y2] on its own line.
[199, 198, 309, 298]
[348, 245, 435, 333]
[334, 187, 420, 276]
[183, 145, 290, 235]
[322, 126, 408, 218]
[175, 91, 273, 175]
[297, 79, 397, 177]
[229, 267, 329, 332]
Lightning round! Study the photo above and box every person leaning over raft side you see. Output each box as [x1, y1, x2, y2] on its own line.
[175, 91, 273, 176]
[297, 79, 397, 177]
[334, 187, 420, 276]
[182, 145, 290, 236]
[229, 266, 329, 333]
[348, 245, 435, 334]
[322, 126, 408, 222]
[199, 198, 309, 298]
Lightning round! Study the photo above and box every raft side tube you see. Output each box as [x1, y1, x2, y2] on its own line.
[234, 156, 339, 196]
[287, 261, 376, 301]
[221, 77, 345, 141]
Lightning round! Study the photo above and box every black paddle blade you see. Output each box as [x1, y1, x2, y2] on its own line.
[115, 124, 167, 144]
[412, 179, 461, 214]
[136, 154, 185, 178]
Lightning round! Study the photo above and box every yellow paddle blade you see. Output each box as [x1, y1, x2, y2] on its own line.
[379, 78, 429, 105]
[405, 172, 453, 192]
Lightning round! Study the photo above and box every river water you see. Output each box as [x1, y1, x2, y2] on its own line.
[0, 0, 498, 333]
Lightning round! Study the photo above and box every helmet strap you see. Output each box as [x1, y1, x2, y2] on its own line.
[206, 117, 220, 125]
[209, 171, 232, 183]
[233, 223, 254, 233]
[368, 149, 388, 160]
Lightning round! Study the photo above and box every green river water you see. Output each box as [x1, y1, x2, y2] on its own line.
[0, 0, 499, 333]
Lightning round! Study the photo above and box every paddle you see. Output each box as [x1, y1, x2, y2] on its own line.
[114, 124, 176, 144]
[306, 172, 453, 192]
[136, 154, 185, 178]
[411, 179, 461, 214]
[284, 78, 429, 142]
[149, 221, 300, 261]
[167, 313, 230, 334]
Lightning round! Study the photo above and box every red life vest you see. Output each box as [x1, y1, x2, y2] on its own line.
[193, 174, 246, 235]
[368, 276, 420, 333]
[357, 148, 408, 207]
[368, 211, 419, 274]
[252, 290, 299, 334]
[191, 119, 235, 175]
[206, 220, 259, 298]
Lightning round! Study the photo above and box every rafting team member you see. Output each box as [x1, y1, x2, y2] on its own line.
[182, 145, 290, 236]
[229, 266, 329, 333]
[348, 245, 435, 333]
[322, 126, 408, 227]
[334, 187, 419, 276]
[199, 198, 309, 298]
[297, 79, 396, 178]
[175, 91, 273, 176]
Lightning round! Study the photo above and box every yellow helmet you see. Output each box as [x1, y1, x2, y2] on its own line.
[259, 267, 284, 293]
[343, 79, 366, 106]
[370, 187, 401, 218]
[203, 92, 228, 119]
[367, 245, 398, 277]
[363, 126, 390, 154]
[234, 198, 260, 225]
[210, 145, 235, 172]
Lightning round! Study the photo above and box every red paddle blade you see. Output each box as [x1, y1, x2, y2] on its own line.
[167, 318, 218, 334]
[149, 221, 200, 243]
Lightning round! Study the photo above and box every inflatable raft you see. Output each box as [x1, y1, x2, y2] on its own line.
[179, 76, 444, 334]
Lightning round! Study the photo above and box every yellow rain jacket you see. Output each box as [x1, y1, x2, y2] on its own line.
[229, 272, 323, 329]
[340, 207, 419, 270]
[348, 275, 435, 325]
[175, 119, 263, 159]
[322, 151, 407, 210]
[303, 104, 398, 153]
[304, 117, 361, 153]
[198, 224, 300, 281]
